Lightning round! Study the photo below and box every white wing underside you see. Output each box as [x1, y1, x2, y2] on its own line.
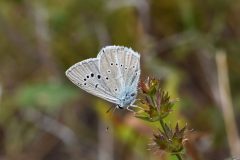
[65, 46, 140, 105]
[97, 46, 140, 98]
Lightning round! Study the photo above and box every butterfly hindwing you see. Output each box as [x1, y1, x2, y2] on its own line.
[65, 58, 118, 103]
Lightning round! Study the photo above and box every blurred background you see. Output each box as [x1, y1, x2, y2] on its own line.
[0, 0, 240, 159]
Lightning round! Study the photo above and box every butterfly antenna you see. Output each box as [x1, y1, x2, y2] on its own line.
[109, 106, 118, 119]
[105, 106, 118, 132]
[112, 106, 117, 114]
[105, 105, 118, 119]
[106, 105, 113, 113]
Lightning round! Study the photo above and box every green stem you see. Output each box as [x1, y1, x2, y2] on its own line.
[151, 94, 168, 137]
[159, 116, 183, 160]
[175, 154, 183, 160]
[159, 118, 168, 138]
[150, 95, 183, 159]
[150, 95, 156, 107]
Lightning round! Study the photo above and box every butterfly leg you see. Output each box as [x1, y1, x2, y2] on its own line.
[130, 104, 143, 110]
[126, 106, 135, 112]
[134, 98, 142, 102]
[126, 105, 143, 115]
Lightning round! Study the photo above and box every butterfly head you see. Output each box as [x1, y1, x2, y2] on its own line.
[117, 90, 137, 109]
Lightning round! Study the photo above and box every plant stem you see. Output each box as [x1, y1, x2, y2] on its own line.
[151, 93, 183, 160]
[159, 118, 168, 138]
[216, 50, 240, 155]
[159, 116, 183, 160]
[150, 95, 156, 107]
[175, 154, 183, 160]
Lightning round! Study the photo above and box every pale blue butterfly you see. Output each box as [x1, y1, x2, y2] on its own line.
[65, 46, 140, 111]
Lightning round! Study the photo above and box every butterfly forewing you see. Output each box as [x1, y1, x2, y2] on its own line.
[65, 58, 118, 103]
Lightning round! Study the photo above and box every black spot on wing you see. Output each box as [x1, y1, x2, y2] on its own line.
[95, 84, 98, 88]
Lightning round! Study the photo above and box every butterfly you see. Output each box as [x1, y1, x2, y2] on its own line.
[65, 46, 140, 111]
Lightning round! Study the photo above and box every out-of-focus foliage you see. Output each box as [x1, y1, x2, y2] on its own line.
[16, 83, 78, 112]
[0, 0, 240, 159]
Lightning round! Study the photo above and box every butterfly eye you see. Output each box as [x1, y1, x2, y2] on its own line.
[84, 79, 86, 81]
[86, 75, 89, 78]
[97, 75, 101, 79]
[110, 63, 113, 66]
[84, 83, 87, 85]
[116, 63, 118, 66]
[119, 106, 124, 109]
[91, 73, 94, 77]
[95, 84, 98, 88]
[106, 77, 109, 80]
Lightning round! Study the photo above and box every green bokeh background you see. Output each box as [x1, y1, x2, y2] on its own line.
[0, 0, 240, 159]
